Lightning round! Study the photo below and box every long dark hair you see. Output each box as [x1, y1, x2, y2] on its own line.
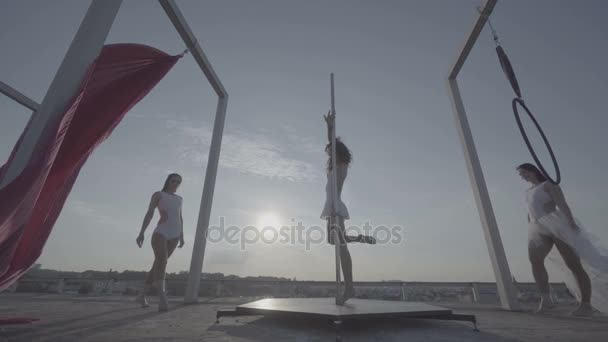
[516, 163, 547, 183]
[326, 137, 352, 170]
[162, 173, 182, 192]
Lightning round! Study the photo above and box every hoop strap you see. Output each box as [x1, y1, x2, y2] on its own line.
[482, 6, 562, 184]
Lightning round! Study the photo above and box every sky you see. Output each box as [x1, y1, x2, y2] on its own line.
[1, 0, 607, 282]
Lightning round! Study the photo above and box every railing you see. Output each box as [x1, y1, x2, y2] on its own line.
[5, 277, 573, 305]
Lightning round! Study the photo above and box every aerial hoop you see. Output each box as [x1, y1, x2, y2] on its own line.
[481, 8, 562, 184]
[512, 98, 561, 184]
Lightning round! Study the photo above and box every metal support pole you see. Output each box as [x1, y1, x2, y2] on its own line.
[0, 81, 40, 112]
[184, 95, 228, 303]
[158, 0, 229, 303]
[446, 0, 519, 310]
[0, 0, 122, 188]
[446, 78, 519, 310]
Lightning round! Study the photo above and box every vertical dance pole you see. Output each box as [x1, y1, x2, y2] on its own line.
[330, 73, 342, 304]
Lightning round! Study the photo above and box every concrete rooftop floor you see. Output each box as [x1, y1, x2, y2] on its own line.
[1, 294, 607, 341]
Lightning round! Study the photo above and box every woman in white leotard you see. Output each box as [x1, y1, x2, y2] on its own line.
[135, 173, 185, 311]
[518, 163, 608, 316]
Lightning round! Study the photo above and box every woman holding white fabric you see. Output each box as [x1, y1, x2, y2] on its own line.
[518, 163, 608, 316]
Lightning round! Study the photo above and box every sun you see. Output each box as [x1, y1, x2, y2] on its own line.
[257, 211, 281, 229]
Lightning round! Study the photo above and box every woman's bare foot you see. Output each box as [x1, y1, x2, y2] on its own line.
[571, 302, 594, 317]
[156, 280, 169, 312]
[158, 291, 169, 312]
[357, 235, 376, 245]
[342, 285, 355, 303]
[135, 293, 149, 308]
[535, 296, 554, 313]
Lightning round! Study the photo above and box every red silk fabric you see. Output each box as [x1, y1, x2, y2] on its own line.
[0, 44, 181, 290]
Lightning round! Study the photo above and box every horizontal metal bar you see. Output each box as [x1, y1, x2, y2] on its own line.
[447, 0, 497, 79]
[0, 81, 40, 111]
[159, 0, 227, 97]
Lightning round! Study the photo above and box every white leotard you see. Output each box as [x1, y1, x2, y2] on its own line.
[153, 191, 183, 240]
[525, 182, 553, 221]
[320, 163, 349, 220]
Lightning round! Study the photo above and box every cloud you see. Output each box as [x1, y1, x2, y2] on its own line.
[283, 124, 319, 155]
[168, 119, 321, 182]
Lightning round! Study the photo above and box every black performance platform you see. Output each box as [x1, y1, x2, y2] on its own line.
[216, 297, 478, 340]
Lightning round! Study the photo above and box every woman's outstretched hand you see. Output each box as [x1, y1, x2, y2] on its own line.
[324, 110, 335, 125]
[136, 233, 144, 248]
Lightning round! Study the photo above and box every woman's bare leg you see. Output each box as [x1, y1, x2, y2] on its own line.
[554, 239, 593, 316]
[340, 244, 354, 299]
[151, 233, 169, 311]
[136, 262, 156, 307]
[136, 272, 153, 306]
[136, 244, 161, 307]
[344, 235, 376, 244]
[167, 238, 179, 258]
[137, 236, 178, 309]
[144, 255, 160, 288]
[338, 217, 354, 302]
[528, 235, 554, 312]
